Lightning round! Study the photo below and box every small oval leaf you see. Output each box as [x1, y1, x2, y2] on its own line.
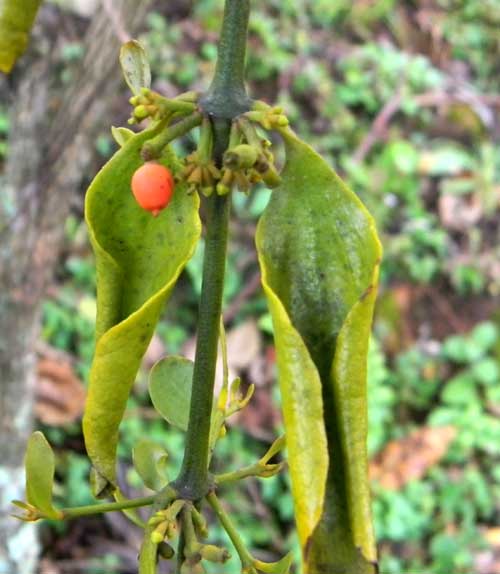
[111, 125, 135, 147]
[120, 39, 151, 95]
[149, 356, 194, 431]
[132, 438, 169, 491]
[25, 432, 61, 519]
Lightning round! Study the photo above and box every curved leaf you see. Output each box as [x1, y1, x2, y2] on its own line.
[0, 0, 42, 73]
[83, 124, 201, 494]
[120, 39, 151, 95]
[111, 126, 135, 147]
[255, 551, 293, 574]
[25, 431, 61, 519]
[256, 130, 381, 573]
[132, 438, 169, 491]
[148, 355, 194, 431]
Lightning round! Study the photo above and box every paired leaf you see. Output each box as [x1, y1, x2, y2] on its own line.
[254, 552, 294, 574]
[120, 39, 151, 95]
[111, 126, 135, 147]
[133, 439, 169, 491]
[83, 124, 201, 495]
[0, 0, 42, 73]
[25, 432, 61, 519]
[260, 435, 286, 464]
[149, 354, 224, 462]
[256, 130, 381, 573]
[149, 355, 194, 431]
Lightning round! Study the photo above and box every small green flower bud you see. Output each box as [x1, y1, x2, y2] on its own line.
[187, 166, 202, 184]
[262, 166, 282, 188]
[151, 530, 164, 544]
[201, 185, 214, 197]
[224, 144, 259, 169]
[151, 520, 168, 544]
[134, 105, 149, 120]
[216, 182, 231, 196]
[158, 541, 175, 559]
[200, 544, 231, 563]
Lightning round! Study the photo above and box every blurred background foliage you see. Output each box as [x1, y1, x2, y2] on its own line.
[2, 0, 500, 572]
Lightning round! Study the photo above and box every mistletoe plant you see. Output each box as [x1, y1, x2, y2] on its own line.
[14, 2, 381, 573]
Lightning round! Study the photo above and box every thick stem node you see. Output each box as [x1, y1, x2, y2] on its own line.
[200, 0, 252, 119]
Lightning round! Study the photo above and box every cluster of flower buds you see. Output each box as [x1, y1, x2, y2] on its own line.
[245, 104, 290, 131]
[179, 505, 231, 572]
[217, 125, 282, 195]
[183, 151, 221, 197]
[128, 88, 197, 124]
[149, 499, 185, 544]
[181, 543, 231, 570]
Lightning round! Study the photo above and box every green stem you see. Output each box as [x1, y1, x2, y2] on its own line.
[181, 507, 200, 556]
[175, 192, 230, 500]
[174, 0, 252, 502]
[175, 533, 186, 574]
[215, 463, 262, 485]
[200, 0, 252, 118]
[141, 112, 203, 160]
[198, 116, 214, 162]
[61, 495, 156, 520]
[207, 492, 254, 568]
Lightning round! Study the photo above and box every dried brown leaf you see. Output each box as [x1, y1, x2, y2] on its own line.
[370, 426, 456, 490]
[36, 357, 86, 426]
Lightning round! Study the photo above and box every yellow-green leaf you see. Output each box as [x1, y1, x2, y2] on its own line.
[120, 39, 151, 95]
[0, 0, 42, 73]
[149, 355, 194, 431]
[111, 125, 135, 147]
[256, 129, 381, 573]
[254, 551, 293, 574]
[132, 438, 169, 492]
[83, 123, 201, 495]
[25, 431, 61, 520]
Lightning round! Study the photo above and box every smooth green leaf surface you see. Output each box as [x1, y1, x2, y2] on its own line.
[149, 355, 194, 431]
[256, 130, 381, 573]
[83, 124, 201, 494]
[120, 39, 151, 95]
[0, 0, 42, 73]
[132, 438, 168, 491]
[25, 432, 61, 519]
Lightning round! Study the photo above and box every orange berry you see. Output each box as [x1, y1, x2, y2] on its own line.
[131, 162, 175, 216]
